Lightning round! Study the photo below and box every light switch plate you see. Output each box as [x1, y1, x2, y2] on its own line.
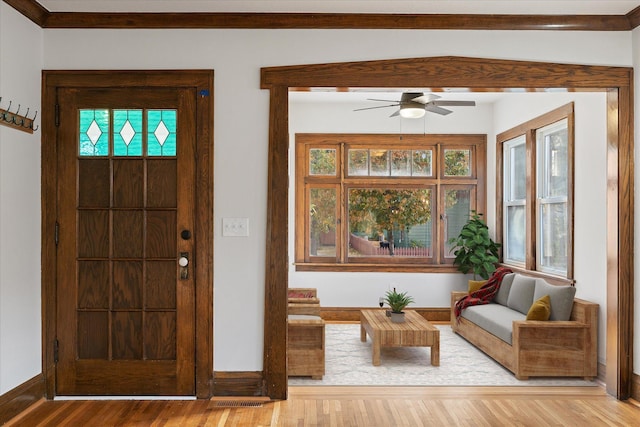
[222, 217, 249, 237]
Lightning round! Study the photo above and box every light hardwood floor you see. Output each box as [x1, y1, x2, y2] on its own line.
[6, 386, 640, 426]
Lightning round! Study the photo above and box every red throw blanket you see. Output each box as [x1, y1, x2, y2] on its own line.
[454, 267, 513, 320]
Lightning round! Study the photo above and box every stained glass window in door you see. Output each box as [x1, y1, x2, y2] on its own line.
[79, 109, 109, 156]
[114, 110, 143, 156]
[147, 110, 177, 156]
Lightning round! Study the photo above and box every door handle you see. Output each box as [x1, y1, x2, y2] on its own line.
[179, 252, 189, 279]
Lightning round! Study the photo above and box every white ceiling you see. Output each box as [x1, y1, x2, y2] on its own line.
[36, 1, 640, 15]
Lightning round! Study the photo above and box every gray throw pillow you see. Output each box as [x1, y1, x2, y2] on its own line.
[493, 273, 515, 306]
[506, 275, 536, 315]
[533, 279, 576, 321]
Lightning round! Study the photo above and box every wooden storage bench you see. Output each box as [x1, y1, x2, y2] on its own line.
[287, 314, 325, 379]
[288, 288, 321, 316]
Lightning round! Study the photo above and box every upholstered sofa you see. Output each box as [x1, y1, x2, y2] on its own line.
[451, 273, 598, 380]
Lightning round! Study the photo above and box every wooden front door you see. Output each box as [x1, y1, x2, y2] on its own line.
[55, 87, 196, 395]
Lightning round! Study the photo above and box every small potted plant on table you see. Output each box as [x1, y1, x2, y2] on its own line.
[383, 288, 414, 323]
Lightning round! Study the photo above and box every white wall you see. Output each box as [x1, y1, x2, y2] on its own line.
[33, 27, 633, 373]
[0, 4, 43, 394]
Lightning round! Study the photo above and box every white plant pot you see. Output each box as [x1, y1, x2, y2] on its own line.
[390, 311, 405, 323]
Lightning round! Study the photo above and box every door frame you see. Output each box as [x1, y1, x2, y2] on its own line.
[260, 56, 633, 400]
[41, 70, 214, 399]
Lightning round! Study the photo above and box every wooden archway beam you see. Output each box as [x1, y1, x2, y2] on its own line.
[261, 55, 633, 400]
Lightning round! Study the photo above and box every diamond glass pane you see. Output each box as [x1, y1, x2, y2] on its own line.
[114, 110, 143, 156]
[79, 109, 109, 156]
[147, 110, 177, 156]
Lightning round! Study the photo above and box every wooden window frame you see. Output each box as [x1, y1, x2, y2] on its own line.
[496, 103, 575, 281]
[295, 133, 486, 272]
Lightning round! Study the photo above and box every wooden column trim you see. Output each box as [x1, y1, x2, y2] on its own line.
[606, 85, 634, 399]
[262, 85, 289, 400]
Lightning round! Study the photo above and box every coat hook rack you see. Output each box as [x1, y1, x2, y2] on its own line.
[0, 97, 38, 133]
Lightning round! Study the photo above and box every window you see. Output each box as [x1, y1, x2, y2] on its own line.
[295, 133, 486, 271]
[79, 108, 177, 157]
[497, 103, 574, 278]
[503, 135, 526, 265]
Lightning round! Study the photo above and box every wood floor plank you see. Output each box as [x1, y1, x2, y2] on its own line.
[5, 386, 640, 426]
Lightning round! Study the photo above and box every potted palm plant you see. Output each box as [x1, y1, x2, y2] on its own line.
[448, 210, 501, 281]
[383, 288, 414, 323]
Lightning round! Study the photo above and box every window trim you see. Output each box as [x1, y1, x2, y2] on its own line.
[496, 103, 574, 280]
[295, 133, 486, 272]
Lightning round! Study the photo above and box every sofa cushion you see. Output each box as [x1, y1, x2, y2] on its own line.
[461, 303, 526, 344]
[526, 295, 551, 320]
[533, 279, 576, 321]
[506, 275, 536, 315]
[493, 273, 515, 306]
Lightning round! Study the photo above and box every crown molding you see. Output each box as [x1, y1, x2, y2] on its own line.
[3, 0, 49, 26]
[627, 5, 640, 28]
[38, 12, 634, 31]
[3, 0, 639, 31]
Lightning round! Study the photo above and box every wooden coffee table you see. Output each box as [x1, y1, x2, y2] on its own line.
[360, 309, 440, 366]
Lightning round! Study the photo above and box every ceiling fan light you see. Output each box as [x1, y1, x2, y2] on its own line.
[399, 106, 425, 118]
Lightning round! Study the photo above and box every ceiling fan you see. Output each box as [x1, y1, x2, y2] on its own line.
[354, 92, 476, 118]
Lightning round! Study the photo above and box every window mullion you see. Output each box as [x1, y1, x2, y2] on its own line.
[525, 129, 537, 271]
[338, 142, 346, 263]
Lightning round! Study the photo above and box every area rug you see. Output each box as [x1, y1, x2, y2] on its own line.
[288, 324, 598, 387]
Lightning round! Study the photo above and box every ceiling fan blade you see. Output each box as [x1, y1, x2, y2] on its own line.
[430, 100, 476, 107]
[425, 104, 453, 115]
[410, 94, 440, 104]
[353, 104, 399, 112]
[366, 98, 401, 102]
[389, 109, 401, 117]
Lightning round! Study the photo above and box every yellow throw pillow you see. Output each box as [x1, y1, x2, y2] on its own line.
[527, 295, 551, 321]
[468, 280, 487, 294]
